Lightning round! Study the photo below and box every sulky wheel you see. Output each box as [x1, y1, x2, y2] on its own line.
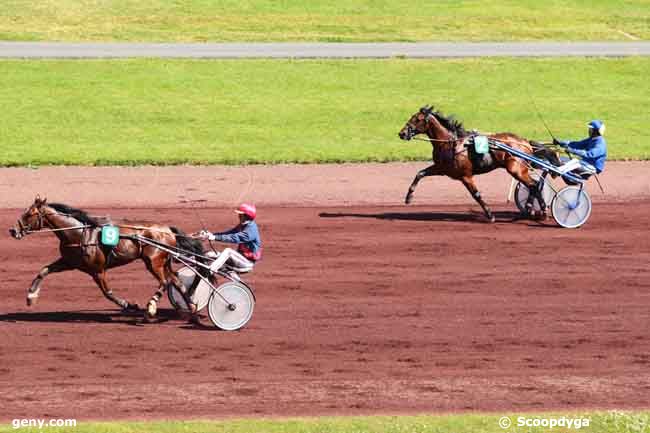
[551, 186, 592, 228]
[514, 176, 555, 214]
[168, 267, 211, 312]
[207, 282, 255, 331]
[190, 279, 214, 312]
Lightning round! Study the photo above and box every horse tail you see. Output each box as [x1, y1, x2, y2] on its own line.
[170, 226, 210, 278]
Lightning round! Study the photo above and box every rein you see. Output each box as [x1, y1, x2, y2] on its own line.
[23, 225, 91, 235]
[117, 224, 197, 238]
[412, 136, 457, 144]
[125, 234, 214, 261]
[21, 213, 197, 239]
[406, 115, 459, 144]
[27, 223, 198, 239]
[19, 208, 92, 235]
[19, 209, 94, 248]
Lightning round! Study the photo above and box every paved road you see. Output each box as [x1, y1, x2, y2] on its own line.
[1, 42, 649, 59]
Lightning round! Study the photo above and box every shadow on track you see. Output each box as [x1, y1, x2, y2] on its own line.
[319, 210, 524, 223]
[0, 308, 180, 325]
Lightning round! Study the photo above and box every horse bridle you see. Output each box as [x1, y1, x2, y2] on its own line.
[404, 121, 419, 140]
[405, 114, 458, 143]
[16, 206, 53, 235]
[404, 112, 435, 139]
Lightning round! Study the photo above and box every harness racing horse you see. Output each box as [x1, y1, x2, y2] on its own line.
[8, 196, 205, 321]
[398, 105, 546, 222]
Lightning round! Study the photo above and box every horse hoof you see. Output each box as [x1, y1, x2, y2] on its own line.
[405, 195, 413, 205]
[146, 301, 157, 318]
[26, 297, 37, 307]
[530, 210, 547, 221]
[489, 215, 496, 223]
[123, 303, 140, 313]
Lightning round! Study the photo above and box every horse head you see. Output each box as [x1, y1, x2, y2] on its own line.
[9, 195, 48, 239]
[398, 105, 435, 140]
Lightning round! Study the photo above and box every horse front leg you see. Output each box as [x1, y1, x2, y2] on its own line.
[405, 164, 439, 204]
[146, 283, 166, 320]
[91, 271, 139, 312]
[27, 258, 72, 306]
[461, 176, 495, 223]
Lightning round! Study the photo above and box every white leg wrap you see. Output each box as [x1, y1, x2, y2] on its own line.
[210, 248, 234, 273]
[227, 250, 254, 272]
[209, 248, 253, 273]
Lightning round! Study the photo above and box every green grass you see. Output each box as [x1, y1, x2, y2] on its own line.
[1, 412, 649, 433]
[0, 57, 647, 166]
[0, 0, 649, 42]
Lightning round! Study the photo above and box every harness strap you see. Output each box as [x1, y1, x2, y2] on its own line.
[61, 243, 100, 248]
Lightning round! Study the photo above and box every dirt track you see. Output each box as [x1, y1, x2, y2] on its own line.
[1, 193, 650, 420]
[1, 161, 649, 209]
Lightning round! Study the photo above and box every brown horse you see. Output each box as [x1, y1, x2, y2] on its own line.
[398, 105, 546, 222]
[8, 196, 204, 320]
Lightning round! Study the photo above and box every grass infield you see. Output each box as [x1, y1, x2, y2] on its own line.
[0, 411, 649, 433]
[0, 0, 648, 42]
[0, 57, 647, 166]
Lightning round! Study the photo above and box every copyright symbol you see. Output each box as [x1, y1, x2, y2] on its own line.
[499, 416, 512, 429]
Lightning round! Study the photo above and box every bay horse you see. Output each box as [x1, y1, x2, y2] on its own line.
[398, 105, 546, 222]
[8, 196, 205, 320]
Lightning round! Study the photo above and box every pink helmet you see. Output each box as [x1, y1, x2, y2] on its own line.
[235, 203, 257, 220]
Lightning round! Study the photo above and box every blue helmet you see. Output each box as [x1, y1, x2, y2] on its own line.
[587, 119, 605, 135]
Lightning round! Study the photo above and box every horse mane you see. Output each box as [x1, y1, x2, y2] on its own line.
[428, 107, 469, 138]
[49, 203, 101, 226]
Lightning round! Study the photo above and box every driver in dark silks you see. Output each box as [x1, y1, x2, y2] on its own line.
[550, 120, 608, 178]
[197, 203, 262, 276]
[181, 203, 261, 318]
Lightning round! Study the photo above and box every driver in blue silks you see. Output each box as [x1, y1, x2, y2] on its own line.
[553, 120, 608, 175]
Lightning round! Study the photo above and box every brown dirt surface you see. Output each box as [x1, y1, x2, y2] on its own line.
[0, 163, 649, 421]
[1, 161, 648, 209]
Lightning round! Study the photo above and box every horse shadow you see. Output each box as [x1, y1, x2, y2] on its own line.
[319, 209, 525, 223]
[0, 308, 181, 326]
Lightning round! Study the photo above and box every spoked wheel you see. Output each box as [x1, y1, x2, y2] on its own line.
[168, 267, 212, 312]
[551, 186, 592, 228]
[514, 175, 555, 214]
[208, 282, 255, 331]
